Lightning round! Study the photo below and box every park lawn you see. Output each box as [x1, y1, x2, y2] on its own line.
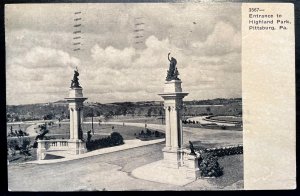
[182, 123, 242, 131]
[210, 116, 242, 123]
[102, 116, 164, 125]
[207, 154, 243, 189]
[46, 123, 163, 140]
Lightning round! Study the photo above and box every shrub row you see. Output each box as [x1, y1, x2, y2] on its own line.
[86, 132, 124, 151]
[182, 120, 200, 124]
[135, 129, 165, 138]
[200, 145, 243, 157]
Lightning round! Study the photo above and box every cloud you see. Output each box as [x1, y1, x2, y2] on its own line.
[6, 46, 80, 104]
[5, 3, 242, 105]
[192, 21, 241, 56]
[91, 45, 136, 69]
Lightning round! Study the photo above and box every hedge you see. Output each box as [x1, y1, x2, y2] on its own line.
[86, 132, 124, 151]
[198, 145, 243, 157]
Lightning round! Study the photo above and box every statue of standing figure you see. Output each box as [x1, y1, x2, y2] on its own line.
[189, 141, 196, 155]
[70, 67, 81, 88]
[166, 53, 180, 81]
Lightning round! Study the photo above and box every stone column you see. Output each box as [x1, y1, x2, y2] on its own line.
[164, 106, 171, 148]
[69, 108, 74, 139]
[65, 87, 87, 154]
[159, 80, 188, 168]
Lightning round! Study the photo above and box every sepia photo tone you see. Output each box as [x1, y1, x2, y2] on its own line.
[6, 3, 244, 191]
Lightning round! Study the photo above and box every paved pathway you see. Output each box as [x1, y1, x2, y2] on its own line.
[27, 138, 165, 164]
[8, 143, 242, 191]
[8, 144, 180, 191]
[8, 121, 243, 191]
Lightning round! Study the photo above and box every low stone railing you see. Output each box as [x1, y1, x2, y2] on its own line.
[38, 139, 69, 150]
[37, 139, 70, 160]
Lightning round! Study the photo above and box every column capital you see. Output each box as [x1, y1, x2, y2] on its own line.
[163, 106, 170, 110]
[74, 107, 81, 111]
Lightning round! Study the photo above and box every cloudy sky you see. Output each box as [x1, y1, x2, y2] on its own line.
[5, 3, 241, 105]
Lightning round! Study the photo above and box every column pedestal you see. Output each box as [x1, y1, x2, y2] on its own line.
[162, 147, 182, 168]
[65, 87, 87, 155]
[159, 80, 188, 167]
[131, 62, 201, 185]
[67, 139, 87, 155]
[184, 154, 201, 180]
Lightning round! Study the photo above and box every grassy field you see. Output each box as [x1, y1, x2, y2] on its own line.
[46, 123, 163, 141]
[210, 116, 242, 123]
[85, 116, 165, 125]
[207, 154, 243, 189]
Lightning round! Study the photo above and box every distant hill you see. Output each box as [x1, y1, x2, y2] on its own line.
[6, 98, 242, 122]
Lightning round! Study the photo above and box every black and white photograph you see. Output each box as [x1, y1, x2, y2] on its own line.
[5, 2, 258, 191]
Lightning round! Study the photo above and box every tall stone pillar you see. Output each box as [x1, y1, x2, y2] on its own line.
[65, 87, 87, 154]
[159, 80, 188, 168]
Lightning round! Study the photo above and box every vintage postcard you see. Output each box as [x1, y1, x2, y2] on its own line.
[5, 1, 295, 191]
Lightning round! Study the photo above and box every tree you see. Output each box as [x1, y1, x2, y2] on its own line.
[96, 111, 102, 116]
[104, 111, 113, 121]
[146, 108, 153, 117]
[43, 113, 54, 120]
[146, 129, 152, 136]
[154, 131, 160, 137]
[7, 139, 18, 156]
[152, 108, 158, 116]
[206, 107, 211, 114]
[87, 130, 92, 143]
[20, 138, 31, 160]
[110, 132, 124, 145]
[14, 116, 20, 122]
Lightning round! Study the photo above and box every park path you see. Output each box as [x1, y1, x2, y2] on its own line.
[187, 116, 236, 126]
[8, 144, 181, 191]
[8, 143, 237, 191]
[25, 124, 39, 137]
[26, 138, 165, 165]
[8, 121, 243, 191]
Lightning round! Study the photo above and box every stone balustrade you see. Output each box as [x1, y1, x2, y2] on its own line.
[37, 139, 70, 160]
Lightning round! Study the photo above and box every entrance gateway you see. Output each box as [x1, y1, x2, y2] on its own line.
[131, 54, 200, 184]
[37, 68, 87, 159]
[158, 53, 200, 178]
[37, 54, 201, 183]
